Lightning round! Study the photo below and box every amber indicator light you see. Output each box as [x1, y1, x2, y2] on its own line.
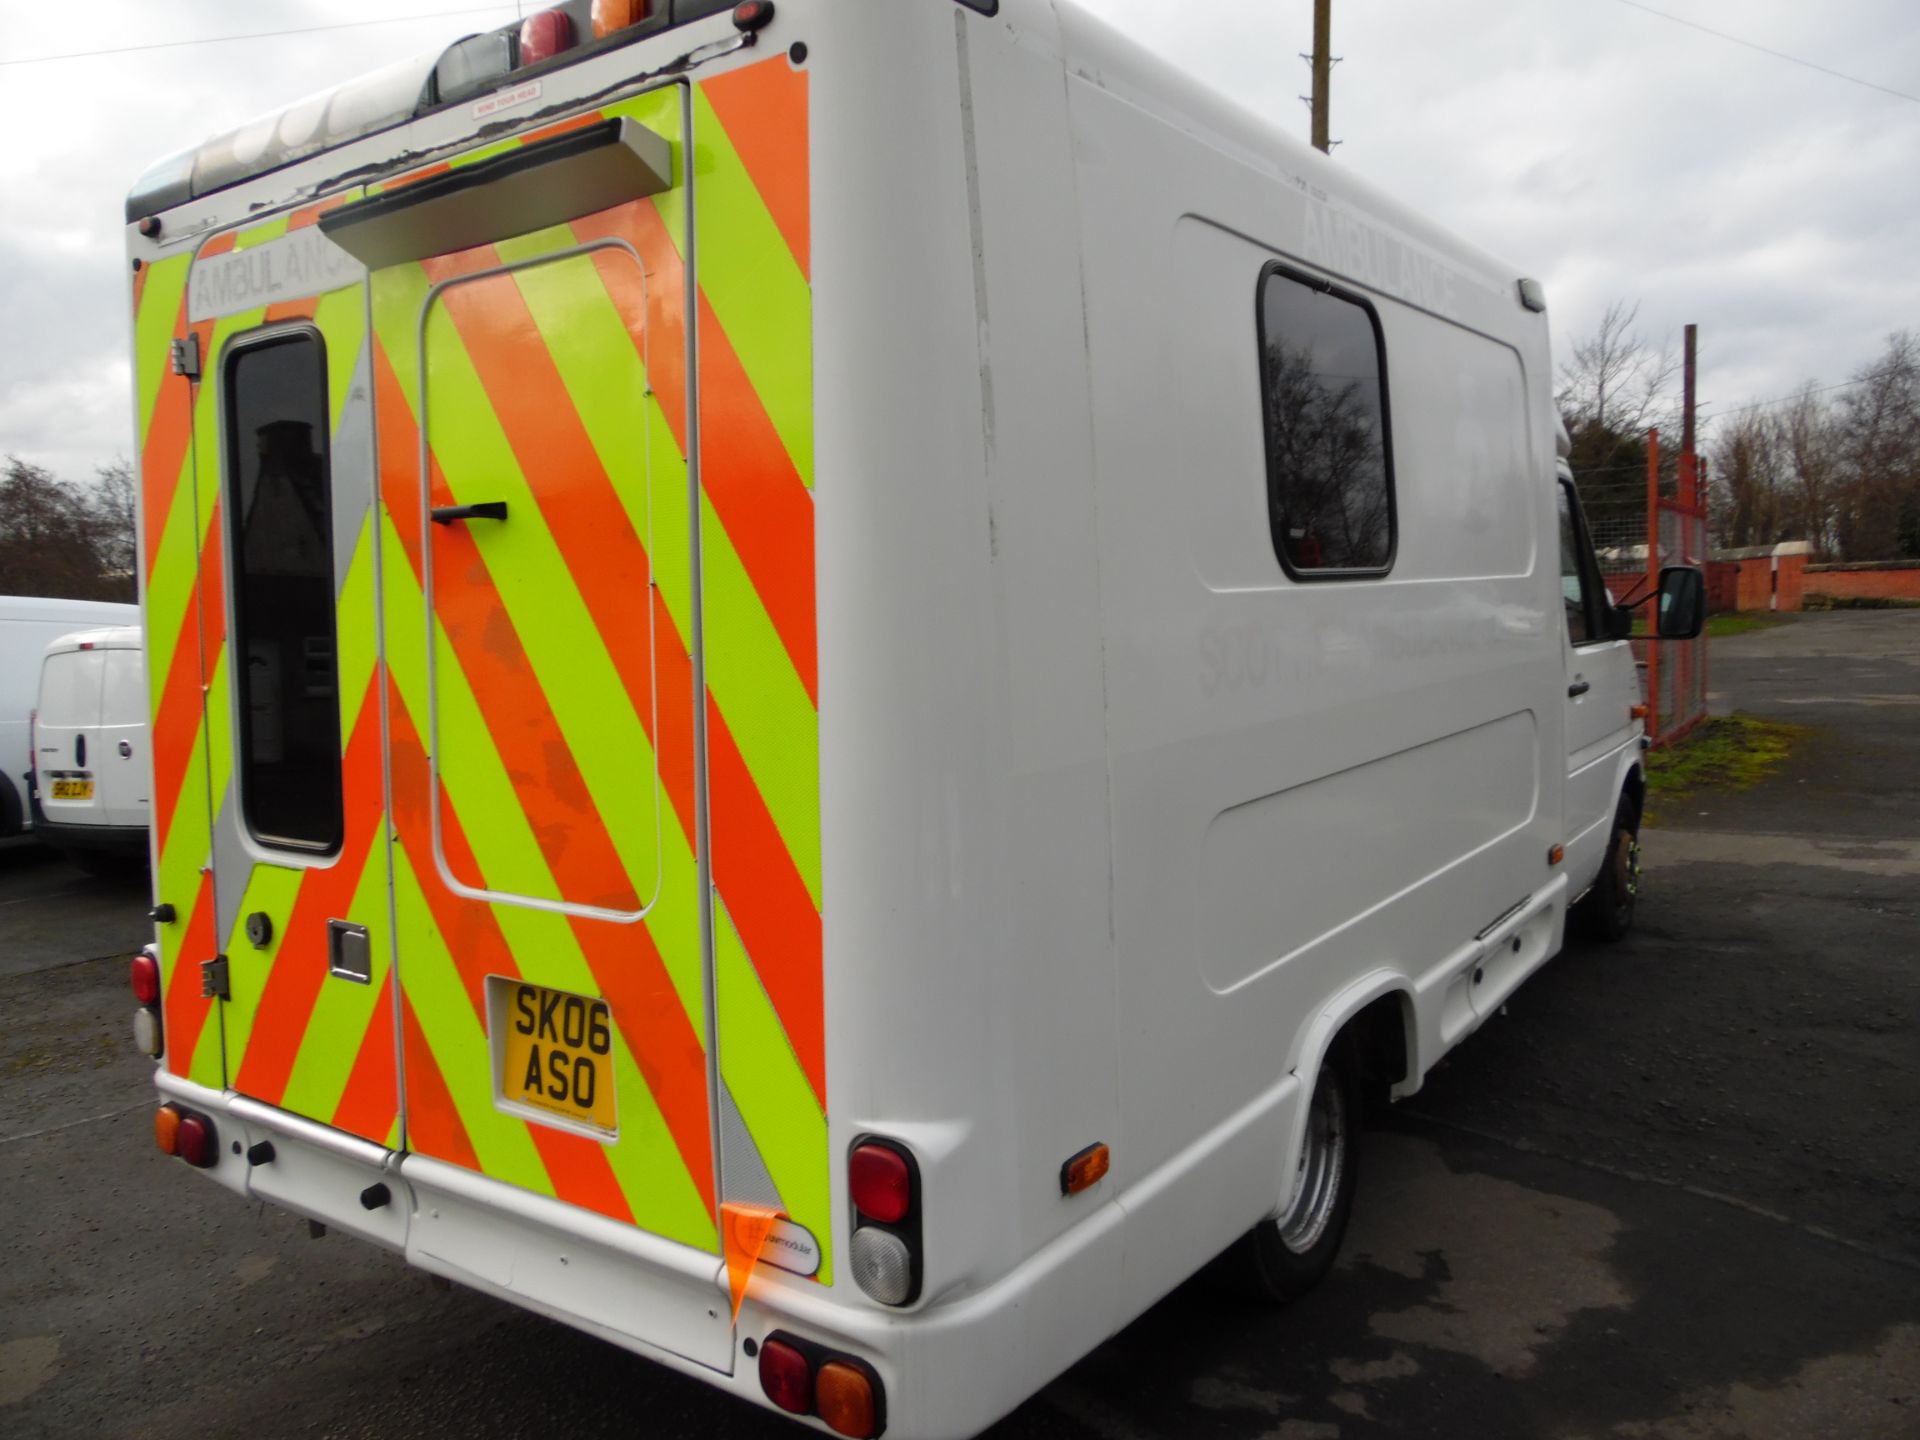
[1060, 1142, 1110, 1197]
[1548, 845, 1566, 867]
[816, 1361, 879, 1439]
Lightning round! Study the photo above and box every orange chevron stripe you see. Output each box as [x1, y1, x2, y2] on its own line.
[151, 498, 223, 859]
[232, 683, 385, 1103]
[401, 995, 478, 1172]
[329, 985, 401, 1146]
[263, 295, 321, 324]
[572, 200, 819, 705]
[388, 689, 637, 1222]
[161, 879, 216, 1078]
[701, 60, 811, 280]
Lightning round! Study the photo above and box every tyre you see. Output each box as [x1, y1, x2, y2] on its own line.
[1583, 792, 1642, 942]
[1217, 1047, 1360, 1302]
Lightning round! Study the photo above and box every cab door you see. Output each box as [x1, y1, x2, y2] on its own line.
[1558, 476, 1641, 891]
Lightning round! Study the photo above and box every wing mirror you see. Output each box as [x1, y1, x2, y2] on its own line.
[1655, 565, 1706, 641]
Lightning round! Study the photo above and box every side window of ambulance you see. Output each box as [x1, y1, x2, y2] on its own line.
[1258, 265, 1396, 577]
[1558, 481, 1599, 646]
[225, 332, 344, 855]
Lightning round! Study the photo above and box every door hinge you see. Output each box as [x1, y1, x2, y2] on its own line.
[170, 334, 201, 380]
[200, 954, 230, 1001]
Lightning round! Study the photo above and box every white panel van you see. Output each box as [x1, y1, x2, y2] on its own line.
[28, 626, 150, 867]
[1, 596, 139, 838]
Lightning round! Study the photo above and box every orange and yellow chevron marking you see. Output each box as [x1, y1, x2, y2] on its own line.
[387, 692, 642, 1224]
[372, 308, 717, 1242]
[232, 683, 384, 1103]
[701, 58, 811, 281]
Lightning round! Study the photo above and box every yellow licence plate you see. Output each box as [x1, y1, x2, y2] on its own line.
[51, 779, 94, 801]
[497, 980, 617, 1134]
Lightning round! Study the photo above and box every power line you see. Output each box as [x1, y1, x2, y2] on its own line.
[1609, 0, 1920, 106]
[0, 6, 518, 68]
[1699, 367, 1909, 421]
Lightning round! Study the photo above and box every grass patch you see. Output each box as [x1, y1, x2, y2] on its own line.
[1705, 611, 1796, 638]
[1646, 713, 1809, 804]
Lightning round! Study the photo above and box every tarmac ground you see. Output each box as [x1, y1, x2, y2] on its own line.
[2, 610, 1916, 1439]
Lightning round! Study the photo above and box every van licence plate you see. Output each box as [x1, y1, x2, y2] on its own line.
[51, 779, 93, 801]
[497, 980, 617, 1134]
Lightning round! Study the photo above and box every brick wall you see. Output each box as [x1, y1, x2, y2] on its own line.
[1803, 561, 1920, 604]
[1729, 552, 1807, 611]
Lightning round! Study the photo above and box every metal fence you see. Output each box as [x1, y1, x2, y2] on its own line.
[1582, 438, 1710, 748]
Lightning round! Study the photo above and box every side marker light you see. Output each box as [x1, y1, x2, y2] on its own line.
[1548, 845, 1565, 867]
[1631, 703, 1651, 721]
[1060, 1141, 1110, 1197]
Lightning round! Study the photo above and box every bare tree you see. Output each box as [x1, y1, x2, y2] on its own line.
[0, 456, 137, 601]
[1558, 300, 1679, 438]
[1832, 333, 1920, 561]
[88, 460, 139, 583]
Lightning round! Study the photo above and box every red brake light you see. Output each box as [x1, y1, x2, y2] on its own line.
[757, 1338, 813, 1415]
[733, 1, 776, 33]
[519, 8, 576, 65]
[849, 1143, 912, 1225]
[131, 951, 161, 1007]
[175, 1111, 218, 1169]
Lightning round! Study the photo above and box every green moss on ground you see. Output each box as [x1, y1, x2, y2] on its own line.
[1705, 611, 1796, 638]
[1646, 713, 1810, 805]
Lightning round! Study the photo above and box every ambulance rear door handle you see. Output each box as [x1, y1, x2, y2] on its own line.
[431, 501, 508, 526]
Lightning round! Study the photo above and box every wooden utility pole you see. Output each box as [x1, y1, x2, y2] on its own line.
[1310, 0, 1333, 154]
[1680, 323, 1699, 507]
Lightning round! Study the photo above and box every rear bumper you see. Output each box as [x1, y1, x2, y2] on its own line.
[150, 1071, 1129, 1439]
[28, 815, 149, 854]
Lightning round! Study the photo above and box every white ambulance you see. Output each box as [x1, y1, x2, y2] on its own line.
[123, 2, 1702, 1437]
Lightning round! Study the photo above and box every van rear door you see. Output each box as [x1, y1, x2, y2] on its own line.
[34, 644, 105, 826]
[98, 644, 149, 830]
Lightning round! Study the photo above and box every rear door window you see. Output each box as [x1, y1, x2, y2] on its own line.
[101, 650, 147, 728]
[224, 330, 344, 854]
[38, 650, 105, 730]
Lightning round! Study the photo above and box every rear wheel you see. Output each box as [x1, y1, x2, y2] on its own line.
[1584, 793, 1642, 942]
[1218, 1048, 1359, 1302]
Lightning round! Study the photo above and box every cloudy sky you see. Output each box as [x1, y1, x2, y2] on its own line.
[2, 0, 1916, 485]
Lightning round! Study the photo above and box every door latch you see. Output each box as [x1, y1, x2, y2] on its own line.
[200, 954, 230, 1001]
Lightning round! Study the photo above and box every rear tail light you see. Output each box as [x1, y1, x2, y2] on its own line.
[591, 0, 654, 40]
[154, 1104, 181, 1155]
[848, 1143, 911, 1224]
[518, 8, 576, 65]
[756, 1333, 884, 1438]
[848, 1136, 921, 1307]
[757, 1338, 812, 1415]
[175, 1109, 218, 1168]
[816, 1361, 880, 1440]
[130, 949, 161, 1006]
[132, 1007, 162, 1058]
[131, 944, 163, 1057]
[732, 1, 776, 32]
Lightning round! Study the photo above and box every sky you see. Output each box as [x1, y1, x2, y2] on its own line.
[0, 0, 1916, 485]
